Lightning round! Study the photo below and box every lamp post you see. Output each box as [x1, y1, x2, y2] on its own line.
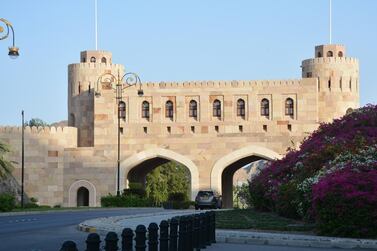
[0, 18, 19, 58]
[21, 110, 25, 208]
[96, 70, 143, 196]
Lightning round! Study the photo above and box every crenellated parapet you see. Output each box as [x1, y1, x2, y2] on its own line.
[98, 79, 305, 91]
[301, 56, 358, 66]
[0, 126, 78, 149]
[68, 62, 124, 70]
[0, 126, 76, 134]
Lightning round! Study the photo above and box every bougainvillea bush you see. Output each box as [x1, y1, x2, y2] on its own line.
[312, 167, 377, 237]
[249, 104, 377, 237]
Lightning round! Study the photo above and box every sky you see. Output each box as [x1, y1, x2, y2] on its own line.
[1, 0, 376, 125]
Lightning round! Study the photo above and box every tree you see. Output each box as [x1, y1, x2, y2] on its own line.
[145, 161, 190, 204]
[0, 141, 13, 178]
[145, 168, 168, 205]
[26, 118, 48, 127]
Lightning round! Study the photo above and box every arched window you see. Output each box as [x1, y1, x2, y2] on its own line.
[101, 57, 107, 63]
[142, 101, 150, 119]
[118, 101, 126, 119]
[189, 100, 198, 118]
[237, 99, 245, 117]
[260, 99, 269, 117]
[285, 98, 294, 117]
[338, 51, 343, 57]
[317, 52, 322, 58]
[90, 57, 96, 63]
[213, 99, 221, 117]
[327, 51, 333, 57]
[165, 101, 174, 118]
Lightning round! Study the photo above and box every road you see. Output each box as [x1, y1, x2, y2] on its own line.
[0, 209, 369, 251]
[0, 208, 164, 251]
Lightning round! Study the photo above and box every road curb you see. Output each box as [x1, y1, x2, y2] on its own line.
[216, 230, 377, 250]
[77, 225, 97, 233]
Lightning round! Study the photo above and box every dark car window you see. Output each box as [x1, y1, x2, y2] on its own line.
[198, 191, 214, 196]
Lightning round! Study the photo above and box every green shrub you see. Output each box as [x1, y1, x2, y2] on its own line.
[101, 194, 152, 207]
[168, 192, 187, 202]
[0, 193, 16, 212]
[249, 180, 274, 211]
[163, 201, 191, 209]
[275, 182, 301, 219]
[24, 202, 39, 209]
[38, 205, 51, 209]
[29, 197, 38, 203]
[54, 204, 61, 208]
[123, 183, 147, 198]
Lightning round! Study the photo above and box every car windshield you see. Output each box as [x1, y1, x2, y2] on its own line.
[198, 191, 214, 196]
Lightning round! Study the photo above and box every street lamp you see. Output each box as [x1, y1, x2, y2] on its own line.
[0, 18, 19, 58]
[96, 70, 143, 196]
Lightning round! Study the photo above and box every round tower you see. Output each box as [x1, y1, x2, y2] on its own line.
[301, 44, 359, 122]
[68, 50, 124, 147]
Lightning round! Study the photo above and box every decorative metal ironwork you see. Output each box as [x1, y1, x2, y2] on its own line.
[96, 70, 143, 98]
[0, 18, 19, 58]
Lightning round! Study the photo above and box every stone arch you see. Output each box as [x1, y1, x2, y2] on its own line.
[211, 145, 281, 207]
[120, 148, 199, 200]
[68, 180, 97, 207]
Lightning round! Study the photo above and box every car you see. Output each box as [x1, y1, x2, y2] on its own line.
[195, 190, 222, 210]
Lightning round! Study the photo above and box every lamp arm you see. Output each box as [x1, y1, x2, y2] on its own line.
[9, 23, 15, 47]
[120, 72, 142, 91]
[0, 18, 11, 41]
[96, 72, 118, 95]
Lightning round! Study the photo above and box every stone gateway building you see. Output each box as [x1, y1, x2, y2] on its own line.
[0, 44, 359, 208]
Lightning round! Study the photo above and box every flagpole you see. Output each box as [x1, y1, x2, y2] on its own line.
[95, 0, 98, 50]
[329, 0, 332, 44]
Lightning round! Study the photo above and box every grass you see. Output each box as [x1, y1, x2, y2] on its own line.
[216, 209, 315, 232]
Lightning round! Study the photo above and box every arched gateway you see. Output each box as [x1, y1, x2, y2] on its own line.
[120, 148, 200, 200]
[211, 146, 282, 208]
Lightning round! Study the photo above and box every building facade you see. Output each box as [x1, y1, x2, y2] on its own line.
[0, 44, 359, 208]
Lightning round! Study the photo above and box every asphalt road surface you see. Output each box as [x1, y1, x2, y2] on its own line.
[0, 208, 165, 251]
[0, 209, 369, 251]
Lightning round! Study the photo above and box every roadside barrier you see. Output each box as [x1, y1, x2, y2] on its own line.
[59, 211, 216, 251]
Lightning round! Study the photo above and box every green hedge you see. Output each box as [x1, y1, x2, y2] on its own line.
[101, 194, 153, 207]
[0, 193, 16, 212]
[162, 201, 192, 209]
[167, 192, 187, 202]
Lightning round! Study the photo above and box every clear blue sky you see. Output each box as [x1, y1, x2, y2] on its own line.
[1, 0, 376, 125]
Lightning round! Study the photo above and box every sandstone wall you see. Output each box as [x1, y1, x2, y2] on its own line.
[0, 126, 77, 206]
